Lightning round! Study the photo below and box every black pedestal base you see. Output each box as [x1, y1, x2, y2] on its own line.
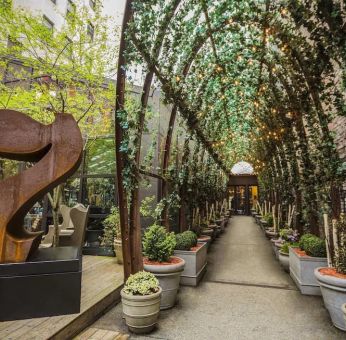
[0, 247, 82, 321]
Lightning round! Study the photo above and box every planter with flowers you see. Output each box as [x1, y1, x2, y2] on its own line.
[121, 271, 161, 334]
[277, 228, 299, 266]
[173, 231, 207, 286]
[290, 233, 327, 295]
[315, 215, 346, 331]
[142, 224, 185, 310]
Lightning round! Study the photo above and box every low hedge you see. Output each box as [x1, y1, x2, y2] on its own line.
[175, 230, 198, 251]
[299, 233, 326, 258]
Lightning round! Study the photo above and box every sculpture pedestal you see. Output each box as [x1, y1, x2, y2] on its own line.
[0, 247, 82, 321]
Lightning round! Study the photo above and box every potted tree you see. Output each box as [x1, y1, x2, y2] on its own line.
[142, 224, 185, 309]
[173, 231, 207, 286]
[290, 233, 327, 295]
[121, 271, 162, 334]
[315, 215, 346, 331]
[101, 207, 122, 264]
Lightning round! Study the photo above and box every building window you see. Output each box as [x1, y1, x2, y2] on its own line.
[87, 22, 94, 41]
[66, 0, 75, 16]
[43, 15, 54, 32]
[89, 0, 96, 10]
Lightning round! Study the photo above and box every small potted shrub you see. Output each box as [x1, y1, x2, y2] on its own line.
[142, 224, 185, 309]
[174, 231, 207, 286]
[289, 233, 327, 295]
[315, 215, 346, 331]
[101, 207, 122, 264]
[121, 271, 161, 334]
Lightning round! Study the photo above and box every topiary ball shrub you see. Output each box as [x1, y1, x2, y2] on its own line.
[142, 224, 176, 262]
[300, 234, 327, 257]
[184, 231, 198, 247]
[175, 231, 198, 251]
[123, 271, 159, 296]
[298, 233, 315, 251]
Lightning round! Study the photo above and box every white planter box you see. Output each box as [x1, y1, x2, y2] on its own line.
[173, 242, 207, 286]
[289, 247, 327, 295]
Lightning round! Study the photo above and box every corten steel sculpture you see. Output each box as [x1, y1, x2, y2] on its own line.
[0, 109, 83, 263]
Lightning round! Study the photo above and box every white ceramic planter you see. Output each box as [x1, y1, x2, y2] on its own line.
[270, 239, 282, 259]
[201, 228, 213, 238]
[289, 247, 327, 295]
[314, 268, 346, 331]
[174, 242, 207, 286]
[265, 229, 278, 239]
[342, 303, 346, 328]
[143, 256, 185, 310]
[121, 286, 162, 334]
[278, 251, 289, 273]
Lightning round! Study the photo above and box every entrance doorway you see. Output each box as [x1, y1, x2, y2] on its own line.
[229, 185, 258, 215]
[228, 173, 259, 215]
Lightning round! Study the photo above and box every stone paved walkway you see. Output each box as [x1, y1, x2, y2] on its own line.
[87, 216, 345, 339]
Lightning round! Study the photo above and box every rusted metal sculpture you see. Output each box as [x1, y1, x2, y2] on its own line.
[0, 109, 83, 263]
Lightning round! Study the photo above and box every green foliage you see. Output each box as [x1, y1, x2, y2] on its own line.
[298, 233, 315, 251]
[281, 242, 298, 255]
[140, 195, 156, 218]
[281, 242, 290, 255]
[334, 216, 346, 274]
[299, 234, 326, 258]
[175, 230, 198, 251]
[0, 0, 118, 137]
[142, 224, 176, 262]
[123, 271, 159, 296]
[128, 0, 346, 234]
[263, 213, 273, 228]
[99, 207, 121, 247]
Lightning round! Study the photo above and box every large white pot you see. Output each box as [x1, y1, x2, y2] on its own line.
[121, 286, 162, 334]
[114, 239, 123, 264]
[144, 256, 185, 310]
[342, 303, 346, 327]
[289, 247, 327, 295]
[201, 228, 214, 240]
[174, 242, 207, 286]
[314, 268, 346, 331]
[278, 251, 289, 273]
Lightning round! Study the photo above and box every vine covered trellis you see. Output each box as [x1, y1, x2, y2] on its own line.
[115, 0, 346, 277]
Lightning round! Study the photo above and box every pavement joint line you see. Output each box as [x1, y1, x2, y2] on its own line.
[204, 279, 298, 291]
